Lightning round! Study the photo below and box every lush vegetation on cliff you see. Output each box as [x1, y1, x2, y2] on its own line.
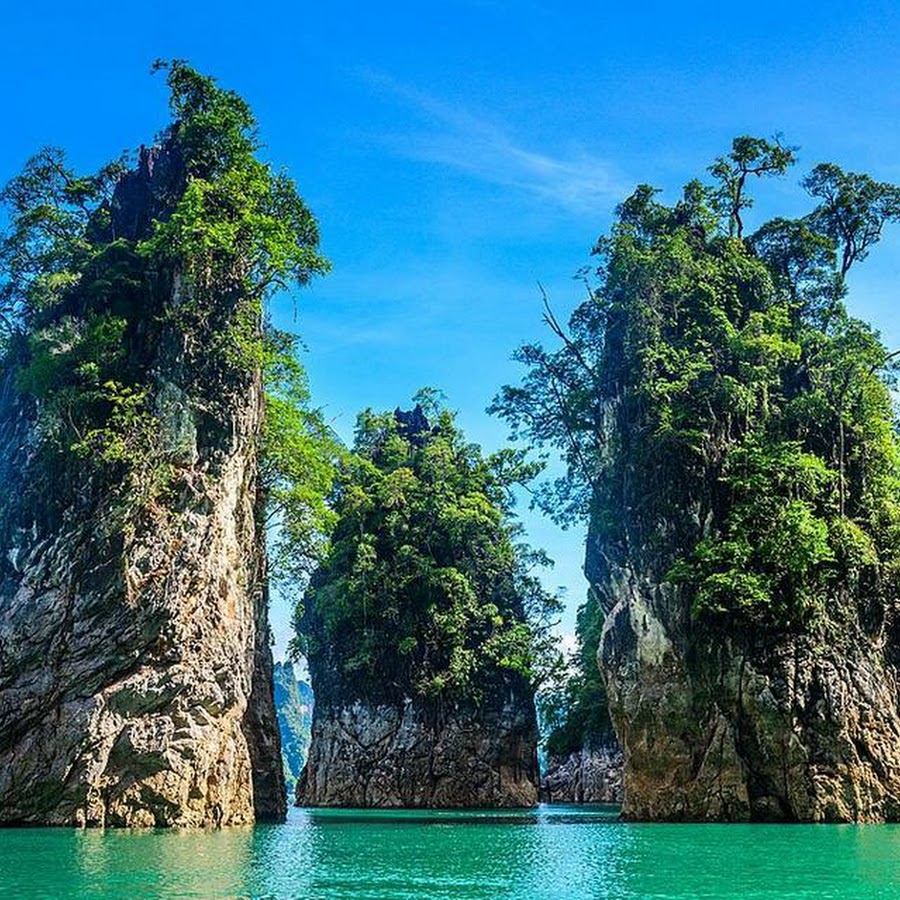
[493, 137, 900, 632]
[540, 589, 613, 757]
[0, 62, 335, 565]
[295, 396, 562, 702]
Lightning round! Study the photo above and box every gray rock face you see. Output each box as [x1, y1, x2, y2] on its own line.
[590, 528, 900, 822]
[298, 688, 540, 808]
[0, 143, 284, 827]
[541, 738, 623, 804]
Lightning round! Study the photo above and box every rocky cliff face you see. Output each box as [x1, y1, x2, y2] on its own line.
[590, 523, 900, 822]
[0, 145, 285, 826]
[541, 736, 623, 804]
[298, 621, 539, 808]
[298, 689, 539, 808]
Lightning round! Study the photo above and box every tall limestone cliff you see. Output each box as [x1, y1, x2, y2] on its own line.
[588, 157, 900, 822]
[494, 138, 900, 822]
[296, 404, 549, 808]
[590, 167, 900, 821]
[0, 140, 284, 827]
[0, 63, 328, 826]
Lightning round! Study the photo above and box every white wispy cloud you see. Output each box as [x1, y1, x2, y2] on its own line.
[360, 71, 623, 215]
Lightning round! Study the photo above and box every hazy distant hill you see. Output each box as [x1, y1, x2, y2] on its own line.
[273, 662, 313, 797]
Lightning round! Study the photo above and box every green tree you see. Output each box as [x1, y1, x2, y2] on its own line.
[540, 588, 613, 758]
[294, 398, 562, 702]
[262, 328, 342, 586]
[0, 61, 335, 578]
[709, 135, 796, 238]
[492, 135, 900, 634]
[803, 163, 900, 277]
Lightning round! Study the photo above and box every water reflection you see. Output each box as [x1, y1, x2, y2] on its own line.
[0, 825, 257, 899]
[299, 804, 621, 827]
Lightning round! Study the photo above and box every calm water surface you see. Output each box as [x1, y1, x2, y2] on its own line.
[3, 805, 900, 899]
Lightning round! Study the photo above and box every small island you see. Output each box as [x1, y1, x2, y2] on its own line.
[296, 402, 550, 807]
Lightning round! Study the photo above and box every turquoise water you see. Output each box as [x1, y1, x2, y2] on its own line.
[3, 805, 900, 898]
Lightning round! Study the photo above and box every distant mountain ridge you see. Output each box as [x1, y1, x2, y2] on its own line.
[273, 662, 313, 797]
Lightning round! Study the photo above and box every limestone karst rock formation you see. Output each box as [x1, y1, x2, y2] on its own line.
[297, 669, 540, 808]
[296, 406, 542, 808]
[0, 141, 285, 827]
[540, 736, 623, 805]
[590, 497, 900, 823]
[488, 142, 900, 824]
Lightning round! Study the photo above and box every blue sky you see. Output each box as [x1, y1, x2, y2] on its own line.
[3, 1, 899, 658]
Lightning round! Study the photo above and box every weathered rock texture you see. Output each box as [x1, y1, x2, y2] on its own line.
[298, 614, 538, 807]
[0, 145, 285, 826]
[590, 522, 900, 822]
[541, 737, 623, 804]
[298, 688, 540, 808]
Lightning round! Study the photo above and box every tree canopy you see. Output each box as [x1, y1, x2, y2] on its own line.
[492, 136, 900, 630]
[294, 396, 562, 702]
[0, 61, 335, 574]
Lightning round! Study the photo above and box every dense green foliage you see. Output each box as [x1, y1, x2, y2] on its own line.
[140, 61, 329, 365]
[261, 331, 341, 579]
[0, 146, 150, 482]
[295, 396, 562, 702]
[540, 588, 612, 757]
[493, 137, 900, 632]
[0, 62, 335, 572]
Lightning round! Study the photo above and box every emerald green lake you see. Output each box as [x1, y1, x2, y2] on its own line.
[3, 805, 900, 899]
